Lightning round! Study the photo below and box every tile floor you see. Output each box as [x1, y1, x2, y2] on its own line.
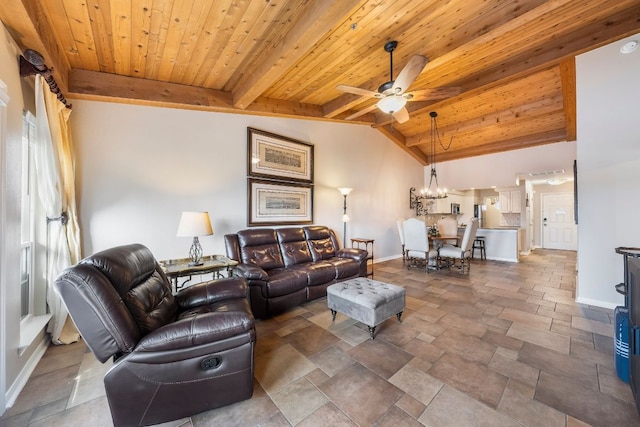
[2, 249, 639, 426]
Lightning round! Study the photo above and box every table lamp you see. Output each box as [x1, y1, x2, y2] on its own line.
[176, 211, 213, 266]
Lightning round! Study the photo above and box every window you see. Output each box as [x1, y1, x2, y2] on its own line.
[20, 111, 35, 320]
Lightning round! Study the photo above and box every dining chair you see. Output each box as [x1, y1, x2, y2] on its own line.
[438, 217, 479, 273]
[437, 216, 459, 245]
[396, 218, 406, 264]
[402, 218, 438, 271]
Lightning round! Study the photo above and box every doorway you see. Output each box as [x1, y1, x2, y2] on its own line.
[541, 192, 577, 250]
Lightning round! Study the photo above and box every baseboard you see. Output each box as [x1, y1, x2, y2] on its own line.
[486, 256, 519, 263]
[373, 254, 403, 263]
[5, 334, 50, 409]
[575, 296, 618, 310]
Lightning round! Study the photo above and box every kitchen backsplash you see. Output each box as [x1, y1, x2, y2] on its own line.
[500, 213, 521, 227]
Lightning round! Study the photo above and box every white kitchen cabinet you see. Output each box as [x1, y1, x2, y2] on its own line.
[499, 190, 521, 213]
[510, 191, 521, 213]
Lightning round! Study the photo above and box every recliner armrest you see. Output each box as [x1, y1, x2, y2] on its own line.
[336, 248, 368, 263]
[135, 310, 255, 353]
[232, 264, 269, 281]
[175, 277, 248, 309]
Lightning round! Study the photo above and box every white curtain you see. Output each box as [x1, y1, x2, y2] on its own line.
[34, 75, 81, 345]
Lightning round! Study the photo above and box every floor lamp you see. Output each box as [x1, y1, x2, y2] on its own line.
[337, 187, 353, 248]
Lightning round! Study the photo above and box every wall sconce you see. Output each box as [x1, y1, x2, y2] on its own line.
[337, 187, 353, 248]
[409, 187, 429, 216]
[176, 211, 213, 266]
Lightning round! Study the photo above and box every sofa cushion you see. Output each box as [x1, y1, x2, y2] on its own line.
[81, 245, 177, 336]
[238, 229, 284, 270]
[326, 257, 360, 279]
[266, 268, 308, 297]
[289, 261, 337, 286]
[277, 228, 313, 266]
[304, 226, 339, 261]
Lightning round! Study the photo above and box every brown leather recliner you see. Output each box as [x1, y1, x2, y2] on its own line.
[54, 244, 256, 427]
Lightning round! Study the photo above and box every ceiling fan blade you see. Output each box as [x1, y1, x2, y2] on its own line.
[336, 84, 378, 98]
[408, 87, 462, 101]
[392, 107, 410, 124]
[391, 55, 428, 94]
[344, 103, 379, 121]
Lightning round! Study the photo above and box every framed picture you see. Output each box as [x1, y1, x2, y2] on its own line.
[248, 179, 314, 226]
[247, 127, 314, 183]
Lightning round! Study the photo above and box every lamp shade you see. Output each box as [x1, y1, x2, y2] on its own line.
[337, 187, 353, 196]
[377, 95, 407, 113]
[176, 211, 213, 237]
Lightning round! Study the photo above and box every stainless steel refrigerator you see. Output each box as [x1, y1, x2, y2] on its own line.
[473, 204, 485, 228]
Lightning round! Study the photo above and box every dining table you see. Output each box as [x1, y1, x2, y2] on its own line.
[428, 235, 459, 249]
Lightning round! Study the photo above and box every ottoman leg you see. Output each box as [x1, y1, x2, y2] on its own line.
[368, 325, 376, 339]
[396, 311, 404, 322]
[330, 309, 337, 321]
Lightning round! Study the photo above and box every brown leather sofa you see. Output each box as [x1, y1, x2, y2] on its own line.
[54, 244, 256, 427]
[224, 225, 368, 319]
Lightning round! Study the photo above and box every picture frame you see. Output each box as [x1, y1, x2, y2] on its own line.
[247, 127, 314, 183]
[248, 179, 314, 226]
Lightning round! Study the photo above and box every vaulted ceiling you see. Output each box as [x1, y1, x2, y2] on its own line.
[1, 0, 638, 165]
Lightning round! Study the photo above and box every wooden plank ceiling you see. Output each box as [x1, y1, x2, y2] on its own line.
[1, 0, 638, 165]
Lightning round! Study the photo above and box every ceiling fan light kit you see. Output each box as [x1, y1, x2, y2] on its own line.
[377, 94, 407, 113]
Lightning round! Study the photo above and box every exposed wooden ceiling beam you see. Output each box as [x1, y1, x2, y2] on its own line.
[436, 129, 568, 162]
[322, 92, 371, 119]
[406, 96, 565, 147]
[0, 0, 71, 91]
[559, 57, 577, 142]
[376, 126, 428, 165]
[231, 0, 361, 110]
[69, 69, 337, 120]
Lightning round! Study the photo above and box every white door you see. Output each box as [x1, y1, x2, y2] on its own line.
[542, 193, 577, 250]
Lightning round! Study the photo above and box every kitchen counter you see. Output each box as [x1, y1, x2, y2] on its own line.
[474, 227, 521, 262]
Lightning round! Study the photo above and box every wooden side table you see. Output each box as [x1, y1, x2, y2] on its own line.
[351, 238, 374, 278]
[159, 255, 238, 293]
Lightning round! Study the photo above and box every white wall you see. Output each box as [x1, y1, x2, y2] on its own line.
[71, 101, 423, 262]
[575, 33, 640, 308]
[435, 141, 576, 191]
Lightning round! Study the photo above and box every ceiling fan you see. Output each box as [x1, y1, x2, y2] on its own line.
[336, 40, 460, 123]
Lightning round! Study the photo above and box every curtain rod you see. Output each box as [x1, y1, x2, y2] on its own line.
[19, 49, 72, 109]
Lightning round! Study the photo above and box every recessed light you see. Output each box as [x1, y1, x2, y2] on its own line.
[620, 40, 638, 54]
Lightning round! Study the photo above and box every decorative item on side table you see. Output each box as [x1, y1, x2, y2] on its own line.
[409, 111, 454, 216]
[338, 187, 353, 247]
[176, 211, 213, 266]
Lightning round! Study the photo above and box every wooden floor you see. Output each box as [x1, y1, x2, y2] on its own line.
[2, 249, 639, 426]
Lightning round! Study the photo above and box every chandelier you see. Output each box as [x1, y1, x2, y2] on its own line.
[409, 111, 453, 215]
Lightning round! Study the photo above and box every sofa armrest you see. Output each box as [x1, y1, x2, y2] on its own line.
[336, 248, 368, 263]
[135, 310, 255, 353]
[232, 263, 269, 281]
[175, 277, 248, 310]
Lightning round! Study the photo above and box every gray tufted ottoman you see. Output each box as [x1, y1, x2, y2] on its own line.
[327, 278, 405, 339]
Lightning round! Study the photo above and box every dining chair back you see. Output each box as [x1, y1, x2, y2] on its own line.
[402, 218, 437, 271]
[437, 216, 458, 237]
[396, 218, 406, 263]
[438, 218, 479, 273]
